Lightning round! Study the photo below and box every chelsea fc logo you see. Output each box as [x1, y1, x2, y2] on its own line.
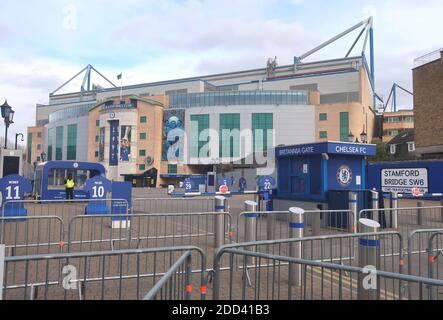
[337, 165, 352, 186]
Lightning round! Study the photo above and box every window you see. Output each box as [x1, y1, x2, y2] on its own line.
[139, 149, 146, 156]
[408, 142, 415, 152]
[47, 128, 53, 161]
[95, 135, 99, 142]
[252, 113, 273, 152]
[37, 144, 41, 150]
[168, 164, 177, 174]
[95, 151, 99, 158]
[27, 133, 32, 164]
[190, 114, 210, 157]
[96, 120, 100, 127]
[319, 131, 328, 139]
[36, 156, 41, 162]
[37, 132, 42, 138]
[339, 112, 349, 142]
[139, 164, 145, 171]
[140, 116, 147, 123]
[55, 126, 63, 160]
[139, 132, 147, 140]
[219, 113, 240, 158]
[319, 113, 327, 121]
[67, 124, 77, 160]
[390, 144, 396, 154]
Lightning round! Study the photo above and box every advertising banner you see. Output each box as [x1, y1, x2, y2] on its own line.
[162, 109, 185, 162]
[99, 127, 105, 162]
[120, 125, 132, 162]
[109, 120, 119, 166]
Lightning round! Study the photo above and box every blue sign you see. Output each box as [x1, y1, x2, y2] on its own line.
[277, 142, 376, 157]
[257, 176, 276, 191]
[0, 175, 32, 217]
[111, 181, 132, 220]
[184, 178, 193, 192]
[84, 176, 112, 215]
[109, 120, 119, 166]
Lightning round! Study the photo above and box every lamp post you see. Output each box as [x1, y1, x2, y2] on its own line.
[347, 131, 355, 143]
[40, 152, 47, 163]
[15, 133, 24, 150]
[360, 130, 368, 144]
[1, 100, 15, 149]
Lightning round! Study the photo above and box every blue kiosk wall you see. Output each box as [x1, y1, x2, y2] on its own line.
[273, 142, 376, 227]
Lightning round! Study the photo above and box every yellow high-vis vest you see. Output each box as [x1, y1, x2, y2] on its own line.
[66, 179, 75, 188]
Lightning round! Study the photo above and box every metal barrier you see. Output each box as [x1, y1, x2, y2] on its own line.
[132, 197, 214, 214]
[143, 251, 193, 300]
[213, 247, 443, 300]
[428, 232, 443, 300]
[2, 199, 129, 227]
[1, 246, 206, 300]
[0, 216, 64, 256]
[235, 209, 354, 243]
[212, 230, 404, 299]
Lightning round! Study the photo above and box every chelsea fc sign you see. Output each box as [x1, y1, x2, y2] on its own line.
[337, 165, 352, 187]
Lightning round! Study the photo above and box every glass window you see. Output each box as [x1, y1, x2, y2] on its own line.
[139, 164, 146, 171]
[139, 149, 146, 156]
[319, 131, 328, 139]
[47, 128, 53, 161]
[67, 124, 77, 160]
[139, 132, 147, 140]
[168, 164, 177, 174]
[408, 142, 415, 152]
[55, 126, 63, 160]
[190, 114, 210, 157]
[95, 135, 99, 142]
[319, 113, 327, 121]
[27, 133, 32, 164]
[339, 112, 349, 142]
[140, 116, 147, 123]
[219, 113, 240, 158]
[96, 120, 100, 127]
[36, 156, 41, 162]
[37, 144, 41, 150]
[390, 145, 396, 154]
[252, 113, 273, 152]
[37, 132, 42, 138]
[95, 151, 99, 157]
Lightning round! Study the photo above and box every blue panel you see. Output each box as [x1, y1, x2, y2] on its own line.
[328, 155, 363, 190]
[111, 181, 132, 220]
[109, 120, 119, 166]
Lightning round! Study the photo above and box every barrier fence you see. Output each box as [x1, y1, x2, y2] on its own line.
[1, 246, 206, 300]
[133, 197, 214, 214]
[213, 248, 443, 300]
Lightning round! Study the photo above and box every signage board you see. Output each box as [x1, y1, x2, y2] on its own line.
[381, 168, 428, 193]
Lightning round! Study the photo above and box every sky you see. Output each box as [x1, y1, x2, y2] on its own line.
[0, 0, 442, 144]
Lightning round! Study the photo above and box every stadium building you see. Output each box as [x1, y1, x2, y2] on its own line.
[26, 18, 378, 187]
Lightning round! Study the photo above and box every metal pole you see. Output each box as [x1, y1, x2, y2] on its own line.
[440, 200, 443, 223]
[289, 207, 304, 286]
[0, 244, 4, 300]
[214, 196, 226, 250]
[244, 200, 258, 264]
[4, 123, 8, 149]
[184, 254, 192, 300]
[371, 190, 379, 222]
[417, 200, 424, 226]
[266, 213, 275, 240]
[312, 209, 321, 236]
[358, 218, 380, 300]
[391, 192, 398, 229]
[349, 192, 358, 233]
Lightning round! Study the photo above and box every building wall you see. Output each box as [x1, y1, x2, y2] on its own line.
[413, 51, 443, 155]
[382, 110, 414, 143]
[26, 126, 44, 164]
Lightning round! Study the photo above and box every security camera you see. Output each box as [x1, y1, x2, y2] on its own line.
[321, 153, 329, 160]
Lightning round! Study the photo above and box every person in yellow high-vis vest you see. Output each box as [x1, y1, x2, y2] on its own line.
[64, 175, 75, 200]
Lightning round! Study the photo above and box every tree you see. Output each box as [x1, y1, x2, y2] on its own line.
[369, 142, 392, 162]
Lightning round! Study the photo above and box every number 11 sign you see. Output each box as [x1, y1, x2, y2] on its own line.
[0, 175, 32, 217]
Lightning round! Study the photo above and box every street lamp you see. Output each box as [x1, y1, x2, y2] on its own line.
[1, 100, 15, 149]
[40, 152, 47, 162]
[347, 131, 355, 143]
[15, 133, 24, 150]
[360, 130, 368, 144]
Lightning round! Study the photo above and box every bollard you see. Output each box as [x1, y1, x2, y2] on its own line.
[417, 201, 424, 226]
[266, 213, 275, 240]
[214, 196, 226, 250]
[358, 218, 380, 300]
[349, 192, 358, 233]
[244, 200, 258, 264]
[441, 200, 443, 223]
[371, 190, 379, 222]
[312, 209, 321, 236]
[391, 192, 398, 229]
[288, 207, 304, 286]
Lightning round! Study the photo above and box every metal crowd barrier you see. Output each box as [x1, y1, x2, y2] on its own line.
[1, 246, 206, 300]
[143, 251, 193, 300]
[213, 247, 443, 300]
[132, 197, 214, 214]
[235, 209, 354, 244]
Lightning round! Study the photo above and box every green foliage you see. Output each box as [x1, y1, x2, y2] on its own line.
[369, 142, 392, 162]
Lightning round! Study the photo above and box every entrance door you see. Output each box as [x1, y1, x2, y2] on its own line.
[3, 156, 20, 177]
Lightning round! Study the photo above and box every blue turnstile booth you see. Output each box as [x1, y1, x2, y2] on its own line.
[273, 142, 377, 228]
